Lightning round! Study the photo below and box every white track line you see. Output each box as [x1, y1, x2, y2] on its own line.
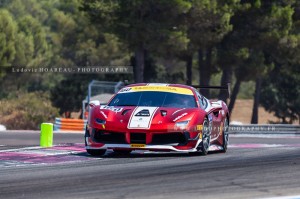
[260, 195, 300, 199]
[0, 143, 85, 153]
[0, 146, 42, 152]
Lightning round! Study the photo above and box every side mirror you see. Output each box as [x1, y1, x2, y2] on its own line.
[89, 100, 100, 108]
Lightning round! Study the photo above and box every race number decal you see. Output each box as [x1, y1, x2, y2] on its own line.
[128, 107, 158, 129]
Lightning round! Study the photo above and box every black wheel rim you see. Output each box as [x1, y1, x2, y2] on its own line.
[223, 118, 229, 148]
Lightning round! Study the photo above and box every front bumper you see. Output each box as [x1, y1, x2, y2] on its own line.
[85, 128, 202, 152]
[86, 142, 199, 152]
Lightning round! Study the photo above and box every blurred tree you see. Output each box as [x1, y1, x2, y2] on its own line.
[260, 1, 300, 124]
[0, 0, 55, 98]
[217, 0, 294, 124]
[13, 15, 49, 66]
[0, 0, 130, 116]
[0, 92, 59, 130]
[260, 64, 300, 123]
[82, 0, 191, 83]
[49, 1, 130, 115]
[185, 0, 236, 97]
[251, 1, 295, 123]
[0, 9, 17, 77]
[0, 0, 299, 125]
[50, 74, 90, 117]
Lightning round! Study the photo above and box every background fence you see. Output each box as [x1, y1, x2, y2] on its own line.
[229, 124, 300, 135]
[81, 81, 123, 119]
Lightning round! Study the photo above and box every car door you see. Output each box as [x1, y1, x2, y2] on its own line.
[209, 102, 223, 142]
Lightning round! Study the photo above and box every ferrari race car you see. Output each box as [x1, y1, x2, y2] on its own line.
[85, 83, 230, 156]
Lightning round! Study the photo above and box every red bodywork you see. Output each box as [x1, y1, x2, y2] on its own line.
[85, 83, 229, 153]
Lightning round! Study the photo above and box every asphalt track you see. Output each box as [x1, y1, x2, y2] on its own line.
[0, 131, 300, 199]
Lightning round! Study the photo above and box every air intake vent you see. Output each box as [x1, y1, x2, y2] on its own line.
[130, 133, 146, 144]
[160, 110, 167, 116]
[122, 109, 131, 115]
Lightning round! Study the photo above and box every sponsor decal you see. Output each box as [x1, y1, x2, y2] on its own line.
[119, 87, 132, 92]
[100, 105, 123, 112]
[130, 144, 146, 148]
[131, 86, 193, 95]
[173, 113, 188, 122]
[211, 101, 222, 108]
[128, 107, 159, 129]
[147, 83, 169, 86]
[196, 125, 203, 131]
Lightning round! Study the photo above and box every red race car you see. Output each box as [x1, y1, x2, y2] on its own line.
[85, 83, 230, 156]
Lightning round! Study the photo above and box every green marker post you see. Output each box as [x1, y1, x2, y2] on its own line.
[40, 123, 53, 147]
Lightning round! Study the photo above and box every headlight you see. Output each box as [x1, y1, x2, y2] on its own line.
[95, 118, 106, 124]
[175, 120, 190, 129]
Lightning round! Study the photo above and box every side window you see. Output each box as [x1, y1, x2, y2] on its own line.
[202, 97, 208, 110]
[197, 94, 207, 110]
[194, 89, 208, 110]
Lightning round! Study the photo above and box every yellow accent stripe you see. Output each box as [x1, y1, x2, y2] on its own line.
[131, 86, 193, 95]
[199, 133, 202, 140]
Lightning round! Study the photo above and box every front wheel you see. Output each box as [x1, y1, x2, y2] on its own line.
[85, 128, 106, 156]
[221, 117, 229, 152]
[189, 118, 211, 156]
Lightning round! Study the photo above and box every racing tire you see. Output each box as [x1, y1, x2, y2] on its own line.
[85, 127, 106, 156]
[87, 149, 106, 156]
[221, 117, 229, 153]
[113, 149, 132, 155]
[189, 117, 211, 156]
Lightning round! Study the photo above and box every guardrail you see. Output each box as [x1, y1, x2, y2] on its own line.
[54, 118, 87, 131]
[229, 124, 300, 135]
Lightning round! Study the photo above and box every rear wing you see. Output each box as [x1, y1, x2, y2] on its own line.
[192, 83, 231, 98]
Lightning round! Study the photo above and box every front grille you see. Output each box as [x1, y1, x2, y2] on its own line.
[151, 133, 186, 145]
[93, 130, 126, 144]
[130, 133, 146, 144]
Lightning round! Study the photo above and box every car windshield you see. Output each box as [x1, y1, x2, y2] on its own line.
[108, 91, 197, 108]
